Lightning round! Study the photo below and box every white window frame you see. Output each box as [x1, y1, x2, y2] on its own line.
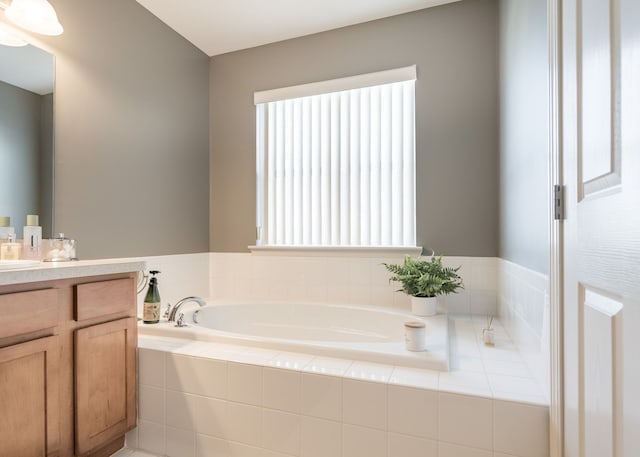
[254, 66, 418, 252]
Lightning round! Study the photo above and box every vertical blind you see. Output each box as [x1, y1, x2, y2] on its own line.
[255, 67, 416, 247]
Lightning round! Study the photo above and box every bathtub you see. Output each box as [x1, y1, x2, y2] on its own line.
[138, 302, 449, 370]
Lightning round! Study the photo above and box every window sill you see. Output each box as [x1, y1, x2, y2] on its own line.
[248, 245, 424, 257]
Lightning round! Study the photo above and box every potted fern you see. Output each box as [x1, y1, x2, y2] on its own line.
[384, 255, 463, 316]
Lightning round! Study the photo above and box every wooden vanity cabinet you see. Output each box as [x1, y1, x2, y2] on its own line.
[0, 335, 60, 457]
[0, 288, 60, 457]
[74, 317, 136, 455]
[0, 271, 138, 457]
[72, 276, 138, 457]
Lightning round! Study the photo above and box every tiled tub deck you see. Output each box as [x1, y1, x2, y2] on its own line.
[124, 315, 549, 457]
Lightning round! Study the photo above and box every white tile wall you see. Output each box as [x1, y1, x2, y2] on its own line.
[133, 344, 549, 457]
[166, 354, 227, 399]
[438, 442, 493, 457]
[387, 385, 438, 439]
[263, 367, 302, 413]
[438, 392, 493, 450]
[165, 426, 195, 457]
[138, 348, 165, 388]
[196, 434, 263, 457]
[498, 259, 550, 400]
[388, 433, 438, 457]
[493, 400, 549, 457]
[132, 253, 211, 316]
[301, 372, 343, 421]
[343, 424, 387, 457]
[300, 416, 342, 457]
[224, 402, 262, 446]
[262, 409, 301, 455]
[137, 420, 165, 455]
[227, 362, 263, 405]
[342, 378, 387, 430]
[209, 253, 499, 315]
[138, 385, 164, 423]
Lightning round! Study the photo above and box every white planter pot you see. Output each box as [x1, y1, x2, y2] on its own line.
[410, 296, 437, 316]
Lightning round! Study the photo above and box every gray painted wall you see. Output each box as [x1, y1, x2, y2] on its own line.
[30, 0, 210, 259]
[0, 81, 51, 238]
[0, 0, 550, 263]
[499, 0, 549, 274]
[210, 0, 500, 255]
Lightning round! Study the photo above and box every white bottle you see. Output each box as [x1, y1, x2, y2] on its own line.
[23, 214, 42, 261]
[0, 216, 15, 242]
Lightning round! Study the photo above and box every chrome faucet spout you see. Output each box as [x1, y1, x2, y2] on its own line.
[168, 296, 207, 322]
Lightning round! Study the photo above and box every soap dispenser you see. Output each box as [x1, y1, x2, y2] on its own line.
[22, 214, 42, 260]
[0, 216, 15, 242]
[143, 270, 161, 324]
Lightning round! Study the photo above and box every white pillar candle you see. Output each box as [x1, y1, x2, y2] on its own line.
[404, 321, 426, 351]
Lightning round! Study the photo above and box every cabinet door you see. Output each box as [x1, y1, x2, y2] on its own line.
[0, 336, 60, 457]
[74, 317, 136, 455]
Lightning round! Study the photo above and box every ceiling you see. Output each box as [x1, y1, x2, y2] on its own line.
[0, 43, 54, 95]
[135, 0, 462, 57]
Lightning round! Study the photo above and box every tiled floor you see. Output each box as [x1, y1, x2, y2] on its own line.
[111, 449, 160, 457]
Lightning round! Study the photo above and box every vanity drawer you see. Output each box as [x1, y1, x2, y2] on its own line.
[75, 277, 136, 321]
[0, 289, 58, 339]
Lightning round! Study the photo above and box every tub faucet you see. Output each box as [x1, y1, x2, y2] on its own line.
[168, 296, 207, 322]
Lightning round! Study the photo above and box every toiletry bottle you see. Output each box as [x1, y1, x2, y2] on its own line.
[0, 216, 15, 242]
[143, 270, 161, 324]
[1, 233, 22, 260]
[22, 214, 42, 260]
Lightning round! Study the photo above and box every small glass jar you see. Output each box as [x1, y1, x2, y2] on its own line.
[43, 233, 77, 261]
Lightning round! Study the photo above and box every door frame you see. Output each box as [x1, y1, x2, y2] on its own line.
[548, 0, 564, 456]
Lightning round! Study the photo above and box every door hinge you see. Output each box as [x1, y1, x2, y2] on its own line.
[554, 185, 565, 220]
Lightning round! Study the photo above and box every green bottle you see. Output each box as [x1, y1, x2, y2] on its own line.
[142, 270, 161, 324]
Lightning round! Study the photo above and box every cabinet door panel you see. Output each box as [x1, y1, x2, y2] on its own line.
[0, 336, 60, 457]
[75, 317, 136, 455]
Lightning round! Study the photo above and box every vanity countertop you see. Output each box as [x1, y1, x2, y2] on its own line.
[0, 258, 145, 286]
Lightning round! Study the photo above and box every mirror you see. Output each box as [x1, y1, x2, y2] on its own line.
[0, 42, 54, 239]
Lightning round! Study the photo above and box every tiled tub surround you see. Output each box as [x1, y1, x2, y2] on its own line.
[123, 253, 550, 456]
[206, 253, 549, 398]
[129, 314, 549, 457]
[497, 260, 550, 400]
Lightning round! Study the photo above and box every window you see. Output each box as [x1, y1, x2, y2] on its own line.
[255, 66, 416, 248]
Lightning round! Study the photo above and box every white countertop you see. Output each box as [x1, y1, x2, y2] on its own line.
[0, 258, 146, 286]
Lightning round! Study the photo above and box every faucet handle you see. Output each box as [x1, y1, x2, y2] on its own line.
[175, 313, 187, 328]
[162, 303, 171, 319]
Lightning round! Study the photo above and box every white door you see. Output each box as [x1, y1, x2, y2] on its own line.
[562, 0, 640, 456]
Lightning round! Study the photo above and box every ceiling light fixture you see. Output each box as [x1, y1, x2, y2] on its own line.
[3, 0, 63, 36]
[0, 21, 27, 46]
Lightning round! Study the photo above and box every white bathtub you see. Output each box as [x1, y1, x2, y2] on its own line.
[138, 302, 449, 370]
